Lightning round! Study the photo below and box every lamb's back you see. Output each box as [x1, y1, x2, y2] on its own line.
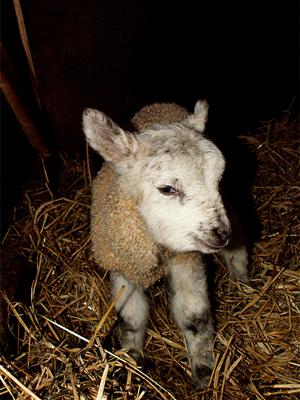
[131, 103, 189, 131]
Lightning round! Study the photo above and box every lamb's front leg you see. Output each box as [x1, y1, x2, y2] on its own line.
[111, 272, 149, 363]
[168, 253, 214, 389]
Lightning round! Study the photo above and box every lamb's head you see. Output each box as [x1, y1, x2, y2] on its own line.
[83, 100, 231, 254]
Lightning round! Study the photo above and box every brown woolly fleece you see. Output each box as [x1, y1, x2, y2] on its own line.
[131, 103, 189, 131]
[91, 103, 191, 287]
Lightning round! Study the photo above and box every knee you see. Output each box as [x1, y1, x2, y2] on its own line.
[184, 310, 212, 336]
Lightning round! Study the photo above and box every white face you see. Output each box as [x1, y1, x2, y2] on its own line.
[133, 126, 231, 254]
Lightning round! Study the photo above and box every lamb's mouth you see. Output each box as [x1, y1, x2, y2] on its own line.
[194, 236, 227, 251]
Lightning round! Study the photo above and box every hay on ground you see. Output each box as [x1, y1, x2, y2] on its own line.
[0, 113, 299, 399]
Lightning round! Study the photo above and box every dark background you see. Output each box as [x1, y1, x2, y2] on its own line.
[1, 0, 299, 235]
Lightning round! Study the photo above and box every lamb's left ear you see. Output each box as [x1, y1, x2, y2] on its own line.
[185, 100, 209, 132]
[82, 108, 138, 163]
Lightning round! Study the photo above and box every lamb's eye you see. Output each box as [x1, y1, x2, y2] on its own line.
[158, 186, 177, 196]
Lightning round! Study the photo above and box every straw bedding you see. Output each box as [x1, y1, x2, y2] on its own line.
[0, 112, 299, 399]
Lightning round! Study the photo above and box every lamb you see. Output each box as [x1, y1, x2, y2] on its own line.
[82, 100, 249, 388]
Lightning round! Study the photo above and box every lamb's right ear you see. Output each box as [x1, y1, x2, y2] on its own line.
[82, 108, 138, 163]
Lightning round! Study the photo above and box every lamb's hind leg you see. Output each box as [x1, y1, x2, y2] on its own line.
[219, 244, 248, 282]
[168, 253, 214, 389]
[111, 272, 149, 362]
[219, 206, 249, 282]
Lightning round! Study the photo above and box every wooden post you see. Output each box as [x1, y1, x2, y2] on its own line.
[0, 44, 51, 158]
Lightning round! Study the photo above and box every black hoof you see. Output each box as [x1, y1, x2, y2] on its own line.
[193, 365, 212, 389]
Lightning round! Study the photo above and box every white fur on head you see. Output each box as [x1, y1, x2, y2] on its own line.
[185, 100, 209, 132]
[131, 121, 230, 254]
[82, 108, 138, 163]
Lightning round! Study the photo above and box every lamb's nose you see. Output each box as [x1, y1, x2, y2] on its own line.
[211, 226, 230, 247]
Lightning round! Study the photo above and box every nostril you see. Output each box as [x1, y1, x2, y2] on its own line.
[213, 227, 228, 240]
